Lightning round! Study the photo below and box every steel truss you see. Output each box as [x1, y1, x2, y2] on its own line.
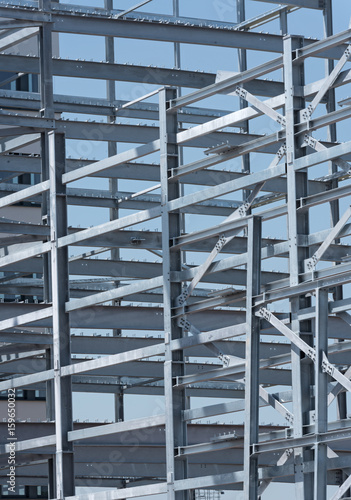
[0, 0, 350, 499]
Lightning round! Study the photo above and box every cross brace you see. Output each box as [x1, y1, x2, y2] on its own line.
[234, 86, 286, 126]
[176, 145, 286, 307]
[330, 473, 351, 500]
[302, 133, 351, 173]
[179, 315, 294, 424]
[301, 43, 351, 121]
[256, 307, 351, 395]
[305, 204, 351, 271]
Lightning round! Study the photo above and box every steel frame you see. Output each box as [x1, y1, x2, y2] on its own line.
[0, 0, 351, 499]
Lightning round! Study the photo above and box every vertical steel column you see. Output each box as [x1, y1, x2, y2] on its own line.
[103, 0, 119, 271]
[104, 0, 124, 423]
[39, 0, 54, 120]
[172, 0, 184, 209]
[172, 0, 190, 416]
[314, 288, 328, 500]
[160, 87, 187, 500]
[323, 0, 338, 191]
[323, 3, 349, 450]
[284, 35, 314, 499]
[243, 215, 262, 500]
[105, 0, 118, 207]
[323, 0, 341, 272]
[39, 0, 54, 244]
[38, 3, 55, 493]
[49, 131, 75, 499]
[236, 0, 250, 181]
[172, 0, 183, 168]
[279, 8, 288, 35]
[173, 0, 181, 76]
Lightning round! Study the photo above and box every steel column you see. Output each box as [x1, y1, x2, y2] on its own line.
[160, 87, 187, 500]
[49, 131, 75, 498]
[314, 288, 329, 500]
[243, 216, 262, 500]
[38, 3, 55, 491]
[284, 34, 313, 499]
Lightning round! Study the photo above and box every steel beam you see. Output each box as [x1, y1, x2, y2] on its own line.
[0, 26, 39, 50]
[0, 179, 50, 208]
[170, 56, 284, 110]
[48, 11, 284, 52]
[62, 140, 160, 184]
[67, 414, 166, 442]
[254, 0, 323, 8]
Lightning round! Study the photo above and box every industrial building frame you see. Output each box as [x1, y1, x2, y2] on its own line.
[0, 0, 351, 499]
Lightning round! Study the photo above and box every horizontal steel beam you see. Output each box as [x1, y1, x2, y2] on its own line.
[254, 0, 323, 9]
[0, 156, 326, 195]
[68, 414, 166, 442]
[62, 140, 160, 184]
[170, 56, 284, 110]
[65, 276, 163, 311]
[294, 140, 351, 171]
[51, 12, 283, 51]
[253, 427, 351, 455]
[168, 164, 286, 216]
[0, 55, 290, 98]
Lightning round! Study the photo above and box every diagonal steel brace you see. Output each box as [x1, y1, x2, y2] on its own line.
[257, 307, 351, 395]
[302, 133, 351, 173]
[327, 365, 351, 406]
[177, 316, 242, 367]
[258, 448, 294, 495]
[321, 352, 351, 393]
[178, 317, 294, 423]
[304, 204, 351, 271]
[330, 472, 351, 500]
[176, 189, 261, 306]
[234, 86, 286, 126]
[301, 43, 351, 122]
[176, 145, 286, 307]
[259, 386, 294, 425]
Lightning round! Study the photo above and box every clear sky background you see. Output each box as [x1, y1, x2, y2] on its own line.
[50, 0, 351, 498]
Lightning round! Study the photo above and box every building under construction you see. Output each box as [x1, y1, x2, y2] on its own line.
[0, 0, 351, 499]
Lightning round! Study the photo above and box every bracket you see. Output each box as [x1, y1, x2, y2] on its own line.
[177, 316, 241, 368]
[257, 448, 293, 495]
